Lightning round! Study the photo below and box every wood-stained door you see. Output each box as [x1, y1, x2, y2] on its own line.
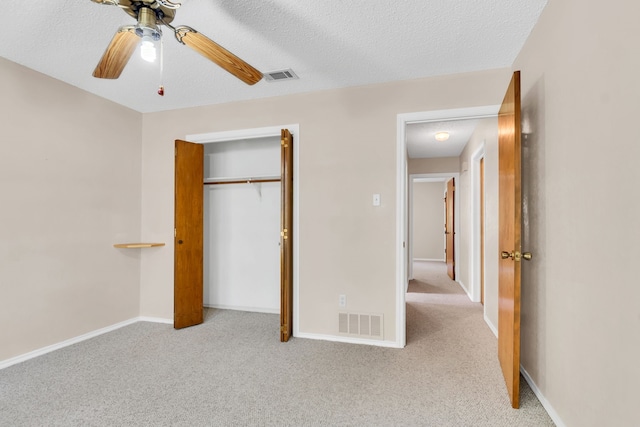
[498, 71, 523, 408]
[174, 140, 204, 329]
[445, 178, 455, 280]
[280, 129, 293, 342]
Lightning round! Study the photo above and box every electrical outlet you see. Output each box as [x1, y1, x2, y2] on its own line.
[339, 294, 347, 307]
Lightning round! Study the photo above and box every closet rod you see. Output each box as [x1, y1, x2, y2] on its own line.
[204, 178, 281, 186]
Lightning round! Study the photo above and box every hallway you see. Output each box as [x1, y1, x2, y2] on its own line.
[405, 260, 553, 424]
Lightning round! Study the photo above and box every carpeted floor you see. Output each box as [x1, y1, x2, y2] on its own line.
[0, 261, 554, 426]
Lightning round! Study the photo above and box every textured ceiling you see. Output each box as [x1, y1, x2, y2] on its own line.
[0, 0, 547, 113]
[407, 118, 482, 159]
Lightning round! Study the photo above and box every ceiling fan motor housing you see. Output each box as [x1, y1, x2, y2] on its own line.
[115, 1, 177, 25]
[135, 7, 162, 40]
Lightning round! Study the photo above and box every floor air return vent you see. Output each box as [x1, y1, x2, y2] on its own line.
[338, 312, 383, 340]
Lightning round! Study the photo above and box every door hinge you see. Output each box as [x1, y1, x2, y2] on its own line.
[281, 229, 288, 240]
[174, 228, 177, 237]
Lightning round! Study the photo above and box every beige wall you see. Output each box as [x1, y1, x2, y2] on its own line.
[0, 57, 143, 361]
[457, 118, 499, 324]
[139, 69, 512, 343]
[514, 1, 640, 425]
[4, 2, 638, 421]
[412, 182, 445, 260]
[4, 1, 636, 421]
[409, 156, 459, 175]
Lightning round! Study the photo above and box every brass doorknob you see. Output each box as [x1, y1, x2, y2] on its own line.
[502, 251, 532, 261]
[501, 251, 514, 259]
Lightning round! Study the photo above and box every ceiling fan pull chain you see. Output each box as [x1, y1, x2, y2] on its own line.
[158, 37, 165, 96]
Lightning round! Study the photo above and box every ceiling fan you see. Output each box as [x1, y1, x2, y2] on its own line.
[90, 0, 263, 85]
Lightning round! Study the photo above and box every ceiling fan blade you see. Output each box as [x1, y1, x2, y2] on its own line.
[178, 29, 262, 85]
[93, 26, 139, 79]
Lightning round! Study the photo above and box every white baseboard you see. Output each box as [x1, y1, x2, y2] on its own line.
[521, 365, 566, 427]
[0, 316, 176, 370]
[296, 331, 402, 348]
[457, 280, 474, 301]
[484, 313, 498, 337]
[481, 317, 563, 425]
[139, 316, 173, 325]
[0, 317, 139, 370]
[413, 258, 445, 262]
[204, 304, 279, 315]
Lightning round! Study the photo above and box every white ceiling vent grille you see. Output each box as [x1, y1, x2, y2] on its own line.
[338, 312, 383, 340]
[264, 68, 299, 82]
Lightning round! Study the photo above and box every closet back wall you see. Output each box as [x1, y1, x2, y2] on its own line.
[203, 137, 281, 313]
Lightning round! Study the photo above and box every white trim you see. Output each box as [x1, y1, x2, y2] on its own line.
[138, 316, 174, 324]
[186, 125, 296, 143]
[521, 365, 567, 427]
[396, 116, 408, 348]
[470, 144, 486, 304]
[186, 124, 301, 338]
[397, 106, 499, 350]
[408, 176, 447, 280]
[0, 317, 140, 370]
[204, 304, 279, 315]
[413, 258, 445, 262]
[457, 280, 473, 301]
[296, 332, 402, 348]
[484, 313, 498, 337]
[398, 105, 500, 124]
[409, 172, 460, 283]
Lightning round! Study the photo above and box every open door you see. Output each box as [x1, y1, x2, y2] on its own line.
[498, 71, 529, 408]
[174, 140, 204, 329]
[280, 129, 294, 342]
[445, 178, 455, 280]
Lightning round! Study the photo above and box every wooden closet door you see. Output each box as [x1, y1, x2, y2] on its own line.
[280, 129, 293, 342]
[174, 140, 204, 329]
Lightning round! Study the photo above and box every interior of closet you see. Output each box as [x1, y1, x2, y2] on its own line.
[203, 136, 282, 314]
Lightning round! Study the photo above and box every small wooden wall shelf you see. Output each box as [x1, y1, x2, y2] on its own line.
[113, 243, 166, 248]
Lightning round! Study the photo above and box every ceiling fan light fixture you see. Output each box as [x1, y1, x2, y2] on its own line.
[435, 131, 450, 141]
[140, 36, 157, 62]
[136, 9, 162, 64]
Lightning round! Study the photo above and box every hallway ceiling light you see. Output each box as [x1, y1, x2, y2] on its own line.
[435, 131, 450, 141]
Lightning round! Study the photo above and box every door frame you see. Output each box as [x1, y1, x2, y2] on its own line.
[471, 145, 485, 304]
[186, 124, 300, 338]
[396, 106, 498, 348]
[408, 174, 460, 282]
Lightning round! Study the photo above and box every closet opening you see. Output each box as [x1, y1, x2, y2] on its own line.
[203, 137, 282, 316]
[174, 128, 295, 342]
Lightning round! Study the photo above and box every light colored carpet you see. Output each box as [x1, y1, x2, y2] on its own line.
[0, 261, 554, 426]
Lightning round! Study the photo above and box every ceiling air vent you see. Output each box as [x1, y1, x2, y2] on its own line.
[264, 69, 299, 82]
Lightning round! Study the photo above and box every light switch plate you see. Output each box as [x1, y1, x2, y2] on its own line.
[373, 194, 381, 206]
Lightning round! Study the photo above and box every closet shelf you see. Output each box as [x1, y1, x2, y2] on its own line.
[113, 243, 166, 248]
